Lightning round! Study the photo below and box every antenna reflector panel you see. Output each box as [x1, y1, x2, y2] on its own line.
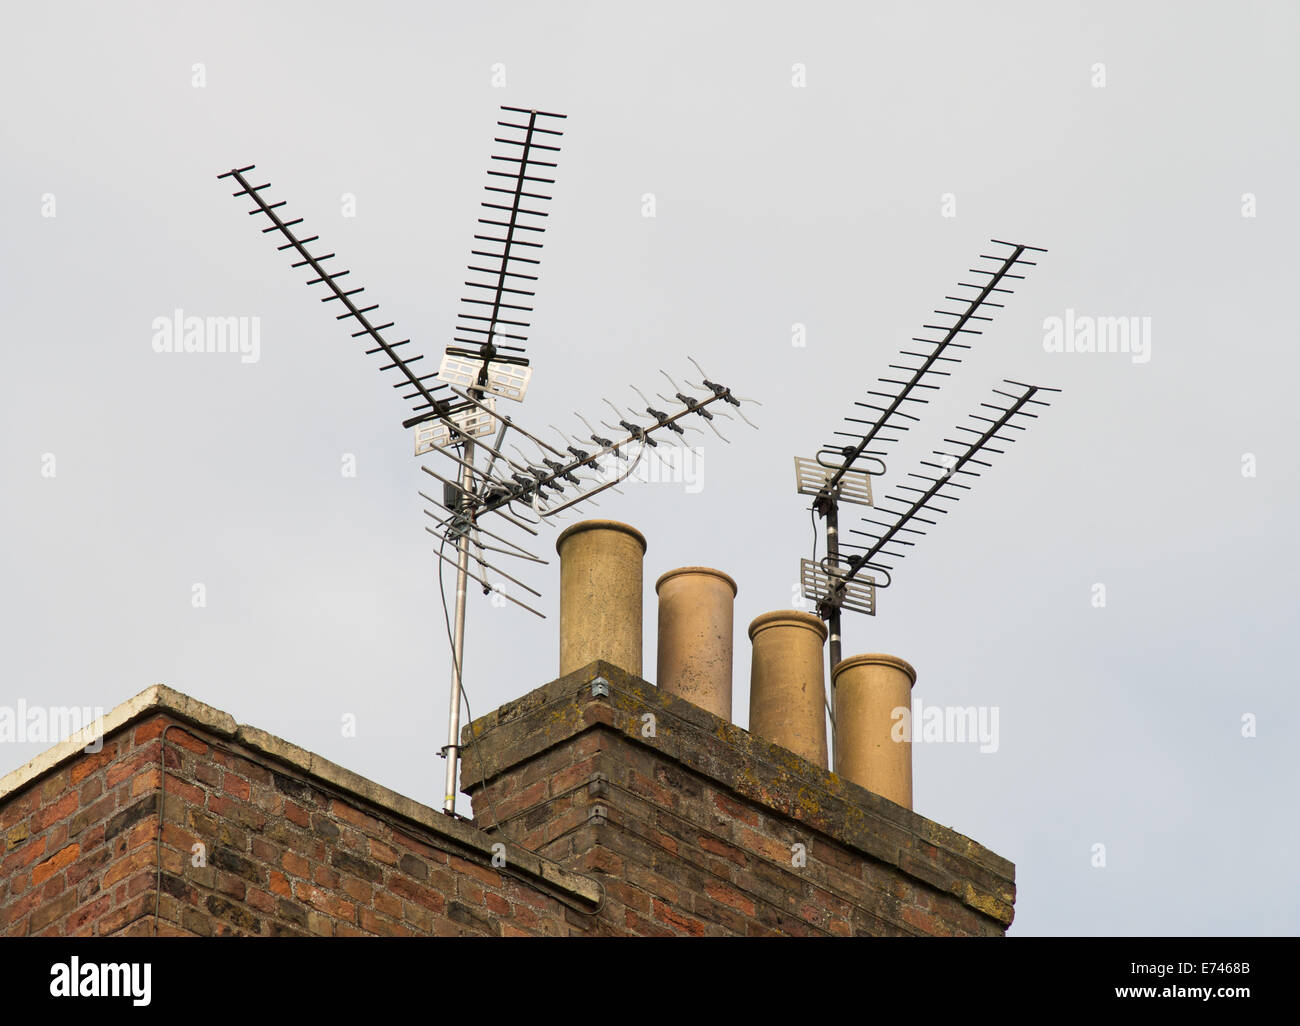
[415, 395, 498, 454]
[800, 558, 876, 616]
[438, 350, 532, 402]
[794, 457, 873, 507]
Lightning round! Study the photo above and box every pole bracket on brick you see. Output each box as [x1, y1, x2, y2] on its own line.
[590, 676, 610, 699]
[588, 772, 609, 798]
[588, 804, 608, 825]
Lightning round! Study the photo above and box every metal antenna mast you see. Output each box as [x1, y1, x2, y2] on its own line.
[427, 105, 566, 815]
[219, 107, 758, 817]
[795, 240, 1057, 755]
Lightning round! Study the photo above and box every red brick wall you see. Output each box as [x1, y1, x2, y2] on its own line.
[462, 663, 1016, 937]
[1, 713, 595, 937]
[1, 726, 162, 937]
[469, 724, 1007, 937]
[2, 666, 1015, 938]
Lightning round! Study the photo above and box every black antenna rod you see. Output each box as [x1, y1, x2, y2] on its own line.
[841, 382, 1059, 588]
[218, 165, 457, 427]
[455, 107, 567, 392]
[824, 240, 1043, 490]
[802, 240, 1045, 677]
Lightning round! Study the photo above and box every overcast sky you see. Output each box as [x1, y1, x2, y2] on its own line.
[3, 1, 1296, 936]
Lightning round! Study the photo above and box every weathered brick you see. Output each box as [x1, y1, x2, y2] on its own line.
[194, 761, 222, 788]
[224, 772, 251, 802]
[66, 893, 113, 933]
[328, 799, 384, 835]
[3, 834, 47, 874]
[360, 906, 413, 936]
[284, 801, 311, 828]
[652, 898, 705, 936]
[130, 768, 162, 798]
[211, 847, 263, 884]
[374, 890, 403, 919]
[103, 795, 157, 843]
[215, 871, 246, 901]
[98, 892, 157, 936]
[106, 748, 157, 788]
[711, 790, 761, 828]
[902, 903, 952, 937]
[332, 849, 383, 883]
[704, 879, 756, 917]
[626, 859, 680, 905]
[313, 864, 341, 890]
[281, 851, 310, 880]
[389, 874, 446, 916]
[41, 770, 71, 803]
[447, 855, 501, 890]
[207, 794, 268, 832]
[157, 871, 197, 905]
[276, 897, 308, 928]
[447, 900, 500, 936]
[691, 894, 748, 934]
[699, 834, 748, 866]
[0, 793, 34, 831]
[31, 792, 79, 833]
[206, 894, 261, 933]
[102, 846, 153, 888]
[70, 744, 117, 784]
[245, 884, 275, 915]
[294, 881, 355, 923]
[65, 845, 111, 888]
[68, 792, 117, 840]
[1, 668, 1016, 940]
[368, 837, 398, 866]
[28, 889, 78, 933]
[341, 876, 371, 905]
[311, 813, 341, 841]
[389, 830, 443, 860]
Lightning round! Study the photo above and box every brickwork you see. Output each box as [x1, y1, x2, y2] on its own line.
[0, 689, 598, 937]
[461, 661, 1015, 937]
[1, 667, 1015, 937]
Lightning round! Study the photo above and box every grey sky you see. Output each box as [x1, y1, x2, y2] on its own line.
[3, 1, 1296, 935]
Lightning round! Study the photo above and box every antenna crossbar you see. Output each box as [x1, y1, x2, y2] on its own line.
[841, 381, 1058, 589]
[453, 107, 567, 399]
[819, 240, 1043, 484]
[218, 165, 461, 430]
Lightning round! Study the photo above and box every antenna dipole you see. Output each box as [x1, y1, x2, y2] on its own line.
[795, 241, 1058, 761]
[421, 365, 758, 810]
[433, 106, 566, 814]
[798, 240, 1046, 671]
[219, 108, 759, 820]
[217, 106, 570, 819]
[818, 240, 1041, 495]
[217, 165, 457, 428]
[838, 380, 1060, 586]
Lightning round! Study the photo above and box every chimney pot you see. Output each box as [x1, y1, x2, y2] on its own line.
[655, 566, 737, 720]
[747, 609, 829, 769]
[555, 519, 647, 676]
[832, 653, 917, 809]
